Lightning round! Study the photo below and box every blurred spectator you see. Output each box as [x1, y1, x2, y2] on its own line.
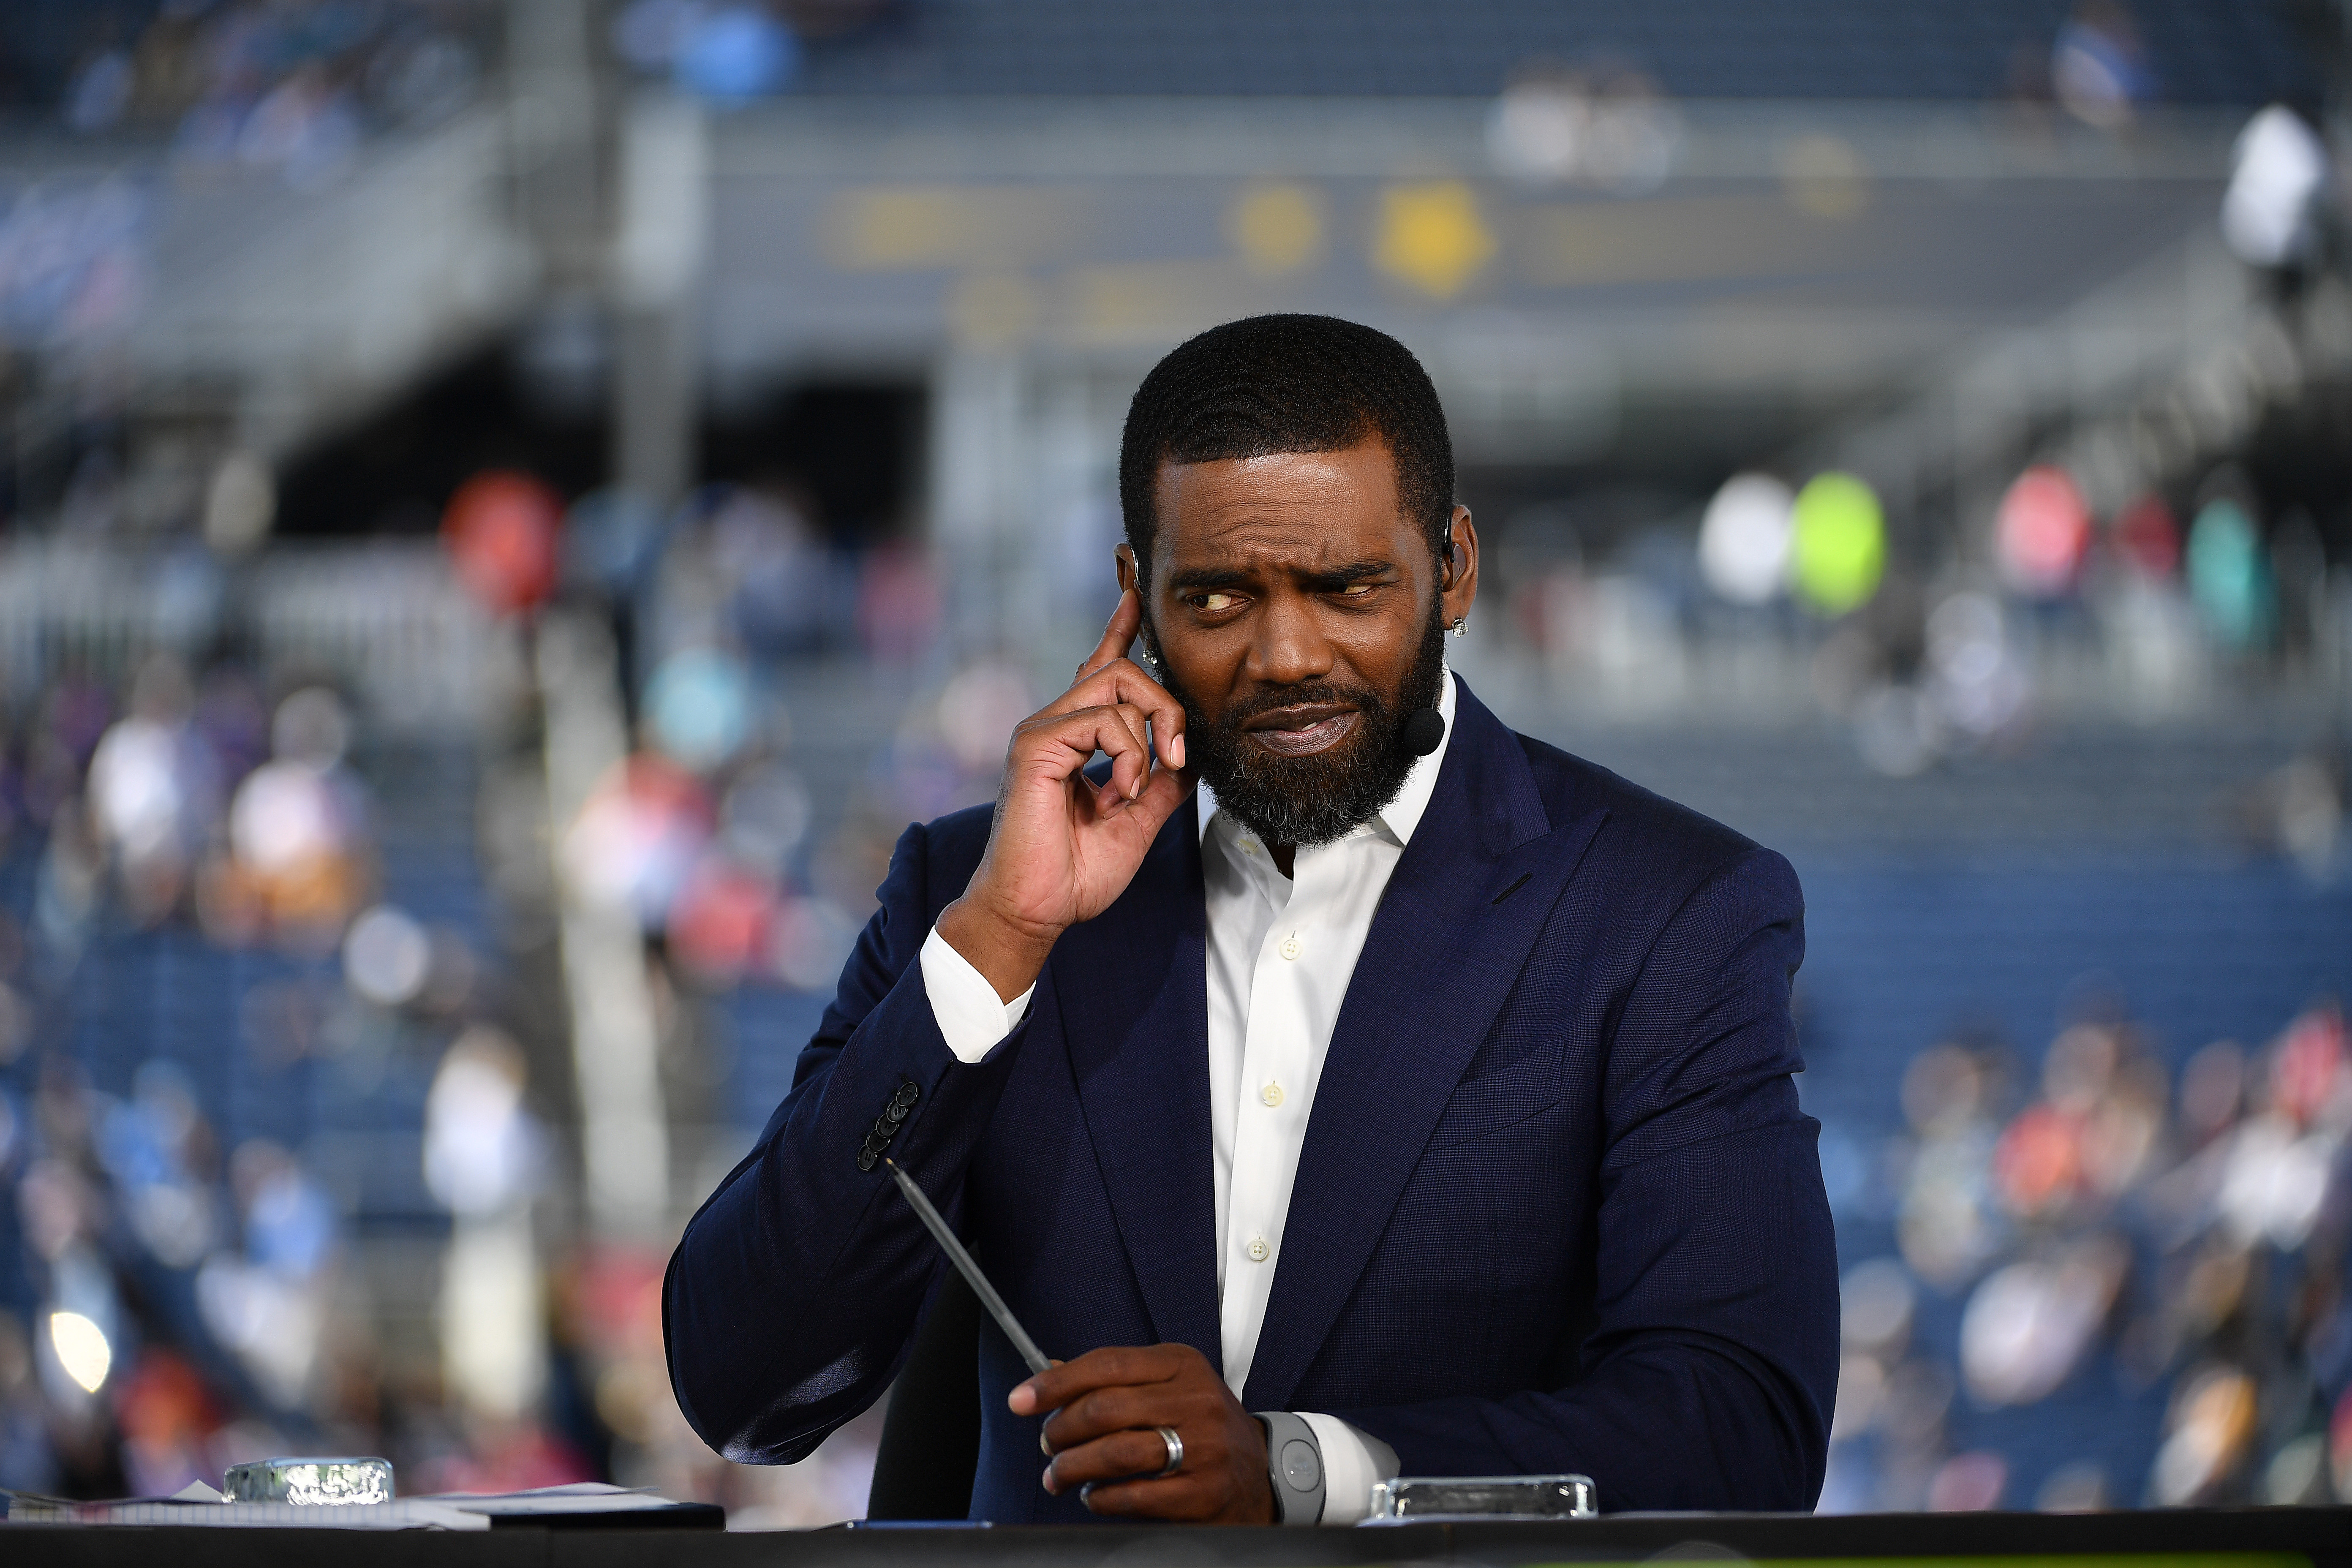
[644, 647, 755, 775]
[711, 487, 829, 657]
[2052, 0, 2154, 130]
[1698, 473, 1795, 607]
[612, 0, 804, 102]
[2187, 498, 2276, 652]
[561, 753, 712, 934]
[647, 485, 836, 663]
[87, 656, 220, 926]
[49, 0, 494, 179]
[1895, 1042, 2009, 1289]
[207, 686, 373, 947]
[1486, 59, 1680, 193]
[1790, 472, 1886, 618]
[98, 1062, 222, 1272]
[444, 471, 565, 620]
[2222, 107, 2332, 272]
[195, 1139, 340, 1409]
[1995, 468, 2093, 601]
[0, 179, 147, 351]
[1922, 591, 2032, 753]
[426, 1027, 549, 1426]
[2111, 496, 2183, 581]
[855, 541, 943, 665]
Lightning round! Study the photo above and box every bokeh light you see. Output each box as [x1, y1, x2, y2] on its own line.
[1995, 466, 2093, 599]
[645, 647, 755, 774]
[342, 904, 433, 1008]
[1699, 473, 1796, 605]
[1790, 471, 1886, 616]
[48, 1309, 112, 1394]
[444, 470, 564, 617]
[2222, 106, 2330, 270]
[2111, 495, 2182, 579]
[2186, 498, 2274, 650]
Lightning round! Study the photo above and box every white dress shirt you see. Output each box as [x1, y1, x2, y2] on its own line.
[918, 670, 1455, 1522]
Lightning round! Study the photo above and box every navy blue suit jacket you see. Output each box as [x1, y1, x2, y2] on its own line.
[664, 683, 1839, 1519]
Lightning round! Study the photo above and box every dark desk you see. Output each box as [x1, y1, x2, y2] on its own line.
[9, 1508, 2351, 1567]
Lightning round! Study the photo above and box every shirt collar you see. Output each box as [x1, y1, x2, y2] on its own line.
[1196, 664, 1456, 852]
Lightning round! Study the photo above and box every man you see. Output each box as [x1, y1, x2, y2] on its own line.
[665, 315, 1838, 1524]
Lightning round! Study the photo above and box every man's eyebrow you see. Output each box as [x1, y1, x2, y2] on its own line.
[1296, 559, 1395, 588]
[1164, 563, 1258, 594]
[1164, 558, 1396, 595]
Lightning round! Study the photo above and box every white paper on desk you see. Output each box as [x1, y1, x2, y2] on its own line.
[10, 1482, 691, 1530]
[55, 1500, 491, 1530]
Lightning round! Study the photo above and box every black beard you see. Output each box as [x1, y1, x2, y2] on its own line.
[1158, 601, 1448, 850]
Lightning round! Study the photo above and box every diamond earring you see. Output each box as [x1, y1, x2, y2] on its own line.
[1450, 616, 1467, 637]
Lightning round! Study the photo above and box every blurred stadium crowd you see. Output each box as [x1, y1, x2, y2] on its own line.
[0, 528, 929, 1519]
[1824, 999, 2352, 1511]
[23, 0, 493, 158]
[0, 0, 2347, 1529]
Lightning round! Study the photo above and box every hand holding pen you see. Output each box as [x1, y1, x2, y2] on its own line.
[884, 1159, 1276, 1523]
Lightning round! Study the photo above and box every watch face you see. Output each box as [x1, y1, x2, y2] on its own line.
[1258, 1412, 1325, 1524]
[1279, 1437, 1323, 1491]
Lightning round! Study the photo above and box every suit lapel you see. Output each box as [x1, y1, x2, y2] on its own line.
[1242, 689, 1609, 1410]
[1051, 792, 1223, 1364]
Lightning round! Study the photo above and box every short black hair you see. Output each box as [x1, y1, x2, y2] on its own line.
[1117, 315, 1455, 581]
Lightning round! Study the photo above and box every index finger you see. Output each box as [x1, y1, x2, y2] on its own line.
[1010, 1345, 1182, 1416]
[1049, 604, 1186, 774]
[1072, 589, 1143, 686]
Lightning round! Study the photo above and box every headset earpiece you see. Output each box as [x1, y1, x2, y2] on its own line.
[1441, 533, 1467, 588]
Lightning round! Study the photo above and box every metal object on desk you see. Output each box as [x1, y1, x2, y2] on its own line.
[1364, 1473, 1597, 1522]
[223, 1457, 394, 1505]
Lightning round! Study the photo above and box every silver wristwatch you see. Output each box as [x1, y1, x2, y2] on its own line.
[1255, 1411, 1325, 1525]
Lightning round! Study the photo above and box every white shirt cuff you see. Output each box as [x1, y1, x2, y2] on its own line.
[1298, 1413, 1396, 1525]
[919, 925, 1034, 1063]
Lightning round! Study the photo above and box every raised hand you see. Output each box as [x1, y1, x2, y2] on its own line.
[934, 589, 1191, 1001]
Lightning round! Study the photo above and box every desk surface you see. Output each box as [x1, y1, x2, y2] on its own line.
[8, 1508, 2352, 1567]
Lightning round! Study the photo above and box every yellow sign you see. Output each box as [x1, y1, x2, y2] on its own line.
[826, 186, 1075, 271]
[947, 272, 1043, 349]
[1227, 182, 1326, 276]
[1374, 180, 1495, 300]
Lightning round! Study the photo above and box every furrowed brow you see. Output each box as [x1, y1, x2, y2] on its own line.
[1296, 559, 1395, 590]
[1165, 557, 1396, 595]
[1165, 564, 1258, 595]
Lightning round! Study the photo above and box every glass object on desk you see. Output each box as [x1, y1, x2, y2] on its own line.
[1364, 1473, 1597, 1522]
[223, 1457, 394, 1505]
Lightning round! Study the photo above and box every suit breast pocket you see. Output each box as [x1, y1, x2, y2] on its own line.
[1425, 1036, 1564, 1150]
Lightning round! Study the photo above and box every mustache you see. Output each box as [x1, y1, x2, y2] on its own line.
[1212, 681, 1389, 730]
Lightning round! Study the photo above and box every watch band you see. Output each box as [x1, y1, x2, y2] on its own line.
[1255, 1411, 1325, 1526]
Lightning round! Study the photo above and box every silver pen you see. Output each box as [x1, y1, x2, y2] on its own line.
[884, 1157, 1052, 1376]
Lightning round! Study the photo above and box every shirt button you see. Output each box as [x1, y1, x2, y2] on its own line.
[1260, 1081, 1284, 1108]
[1278, 934, 1301, 961]
[1246, 1236, 1270, 1263]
